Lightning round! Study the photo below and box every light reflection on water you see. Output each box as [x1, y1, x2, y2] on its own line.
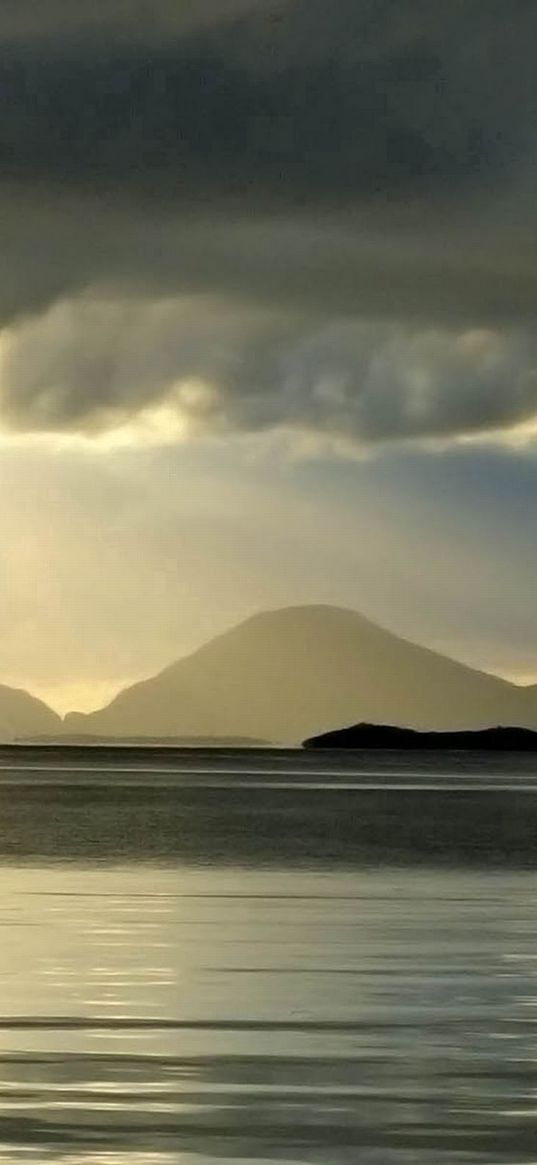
[1, 865, 537, 1162]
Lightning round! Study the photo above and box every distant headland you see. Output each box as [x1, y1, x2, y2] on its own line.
[304, 723, 537, 751]
[20, 734, 272, 748]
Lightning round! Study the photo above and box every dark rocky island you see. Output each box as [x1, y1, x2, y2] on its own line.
[304, 723, 537, 751]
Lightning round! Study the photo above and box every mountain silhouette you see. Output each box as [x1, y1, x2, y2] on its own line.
[62, 605, 537, 745]
[0, 683, 61, 741]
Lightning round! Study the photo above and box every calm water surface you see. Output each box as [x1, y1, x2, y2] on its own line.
[1, 749, 537, 1163]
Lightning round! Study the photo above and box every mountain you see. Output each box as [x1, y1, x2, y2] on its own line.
[0, 684, 61, 742]
[62, 605, 537, 745]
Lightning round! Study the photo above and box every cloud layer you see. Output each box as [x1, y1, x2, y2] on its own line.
[3, 296, 537, 445]
[1, 0, 537, 444]
[2, 1, 535, 203]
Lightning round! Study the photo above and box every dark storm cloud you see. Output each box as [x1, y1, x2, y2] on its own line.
[2, 1, 537, 442]
[1, 0, 535, 205]
[0, 2, 271, 42]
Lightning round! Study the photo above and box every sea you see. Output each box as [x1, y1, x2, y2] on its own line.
[2, 745, 537, 1164]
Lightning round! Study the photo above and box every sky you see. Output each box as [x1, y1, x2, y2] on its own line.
[2, 0, 537, 713]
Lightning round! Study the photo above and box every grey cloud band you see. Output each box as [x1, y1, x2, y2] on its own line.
[1, 0, 537, 443]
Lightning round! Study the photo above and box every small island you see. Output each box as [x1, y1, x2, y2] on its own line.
[304, 723, 537, 751]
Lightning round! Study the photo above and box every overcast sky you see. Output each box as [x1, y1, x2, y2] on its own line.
[2, 0, 537, 712]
